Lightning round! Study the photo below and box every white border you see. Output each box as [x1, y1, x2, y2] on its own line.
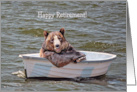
[127, 0, 137, 90]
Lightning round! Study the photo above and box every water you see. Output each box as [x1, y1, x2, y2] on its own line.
[1, 1, 126, 91]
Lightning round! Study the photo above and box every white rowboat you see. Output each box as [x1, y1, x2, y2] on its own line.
[19, 51, 116, 78]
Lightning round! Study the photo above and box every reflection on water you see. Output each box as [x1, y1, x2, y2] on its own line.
[1, 1, 126, 91]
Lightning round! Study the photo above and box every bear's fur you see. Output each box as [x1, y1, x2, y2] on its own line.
[40, 28, 86, 67]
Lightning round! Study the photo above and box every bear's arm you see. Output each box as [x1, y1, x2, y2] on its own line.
[44, 50, 86, 67]
[43, 51, 72, 67]
[42, 43, 86, 67]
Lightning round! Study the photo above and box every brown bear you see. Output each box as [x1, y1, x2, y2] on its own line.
[40, 28, 86, 67]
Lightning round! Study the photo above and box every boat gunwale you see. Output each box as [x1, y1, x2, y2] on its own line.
[19, 51, 117, 63]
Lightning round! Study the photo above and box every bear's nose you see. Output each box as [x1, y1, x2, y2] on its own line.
[56, 44, 60, 48]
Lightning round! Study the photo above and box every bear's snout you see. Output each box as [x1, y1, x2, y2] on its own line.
[54, 44, 61, 53]
[55, 44, 60, 48]
[53, 35, 62, 53]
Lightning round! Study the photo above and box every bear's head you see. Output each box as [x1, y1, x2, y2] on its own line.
[43, 28, 69, 53]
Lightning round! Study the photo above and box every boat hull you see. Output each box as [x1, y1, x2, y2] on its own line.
[19, 51, 116, 78]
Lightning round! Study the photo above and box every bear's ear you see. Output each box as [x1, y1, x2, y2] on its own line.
[59, 28, 65, 36]
[43, 31, 49, 40]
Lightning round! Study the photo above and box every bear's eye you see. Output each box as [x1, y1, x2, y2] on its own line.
[50, 38, 54, 43]
[58, 37, 62, 41]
